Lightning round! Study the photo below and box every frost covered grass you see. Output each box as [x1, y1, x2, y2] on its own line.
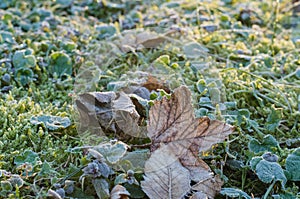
[0, 0, 299, 198]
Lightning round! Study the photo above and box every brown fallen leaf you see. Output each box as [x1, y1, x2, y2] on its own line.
[112, 92, 146, 138]
[147, 85, 233, 154]
[110, 185, 130, 199]
[141, 146, 191, 199]
[142, 85, 234, 199]
[142, 75, 170, 93]
[179, 148, 212, 182]
[76, 92, 117, 136]
[189, 191, 208, 199]
[117, 29, 177, 52]
[76, 91, 147, 139]
[191, 175, 223, 199]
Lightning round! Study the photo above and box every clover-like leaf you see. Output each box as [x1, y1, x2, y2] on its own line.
[285, 148, 300, 181]
[49, 51, 72, 76]
[248, 134, 279, 153]
[220, 188, 252, 199]
[8, 175, 24, 188]
[14, 67, 34, 86]
[121, 149, 150, 170]
[1, 181, 12, 192]
[250, 156, 263, 170]
[38, 161, 58, 177]
[96, 24, 116, 39]
[266, 106, 281, 132]
[94, 141, 128, 164]
[13, 49, 36, 69]
[30, 115, 71, 130]
[183, 42, 209, 59]
[0, 31, 15, 44]
[255, 160, 287, 187]
[14, 150, 39, 166]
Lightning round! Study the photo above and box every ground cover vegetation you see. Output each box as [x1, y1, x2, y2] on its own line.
[0, 0, 299, 198]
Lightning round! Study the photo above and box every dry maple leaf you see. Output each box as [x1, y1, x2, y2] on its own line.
[142, 85, 234, 199]
[141, 146, 191, 199]
[147, 85, 233, 154]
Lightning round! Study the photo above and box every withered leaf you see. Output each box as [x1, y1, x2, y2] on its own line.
[142, 85, 234, 199]
[112, 92, 146, 138]
[110, 185, 130, 199]
[76, 92, 116, 136]
[179, 148, 212, 182]
[141, 146, 191, 199]
[117, 29, 178, 52]
[191, 175, 223, 199]
[118, 31, 166, 52]
[147, 85, 233, 154]
[142, 75, 170, 93]
[190, 191, 209, 199]
[76, 91, 146, 139]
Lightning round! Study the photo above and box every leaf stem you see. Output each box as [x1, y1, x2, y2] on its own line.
[263, 180, 276, 199]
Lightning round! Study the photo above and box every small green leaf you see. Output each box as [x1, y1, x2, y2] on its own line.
[248, 134, 279, 153]
[38, 162, 58, 176]
[30, 115, 71, 130]
[49, 52, 72, 76]
[199, 97, 214, 109]
[0, 31, 15, 44]
[13, 49, 36, 69]
[8, 175, 24, 188]
[285, 148, 300, 181]
[56, 0, 73, 7]
[183, 42, 209, 58]
[92, 178, 109, 199]
[96, 24, 116, 39]
[114, 173, 128, 185]
[124, 183, 145, 199]
[94, 141, 128, 164]
[209, 87, 221, 105]
[153, 55, 173, 72]
[121, 149, 150, 170]
[156, 55, 170, 65]
[220, 188, 251, 199]
[250, 157, 263, 170]
[196, 79, 206, 93]
[266, 106, 281, 132]
[255, 160, 287, 187]
[14, 150, 39, 166]
[237, 109, 251, 125]
[62, 41, 77, 52]
[14, 68, 34, 86]
[1, 181, 12, 192]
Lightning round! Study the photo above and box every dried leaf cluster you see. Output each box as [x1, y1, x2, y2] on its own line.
[141, 86, 234, 199]
[76, 80, 234, 199]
